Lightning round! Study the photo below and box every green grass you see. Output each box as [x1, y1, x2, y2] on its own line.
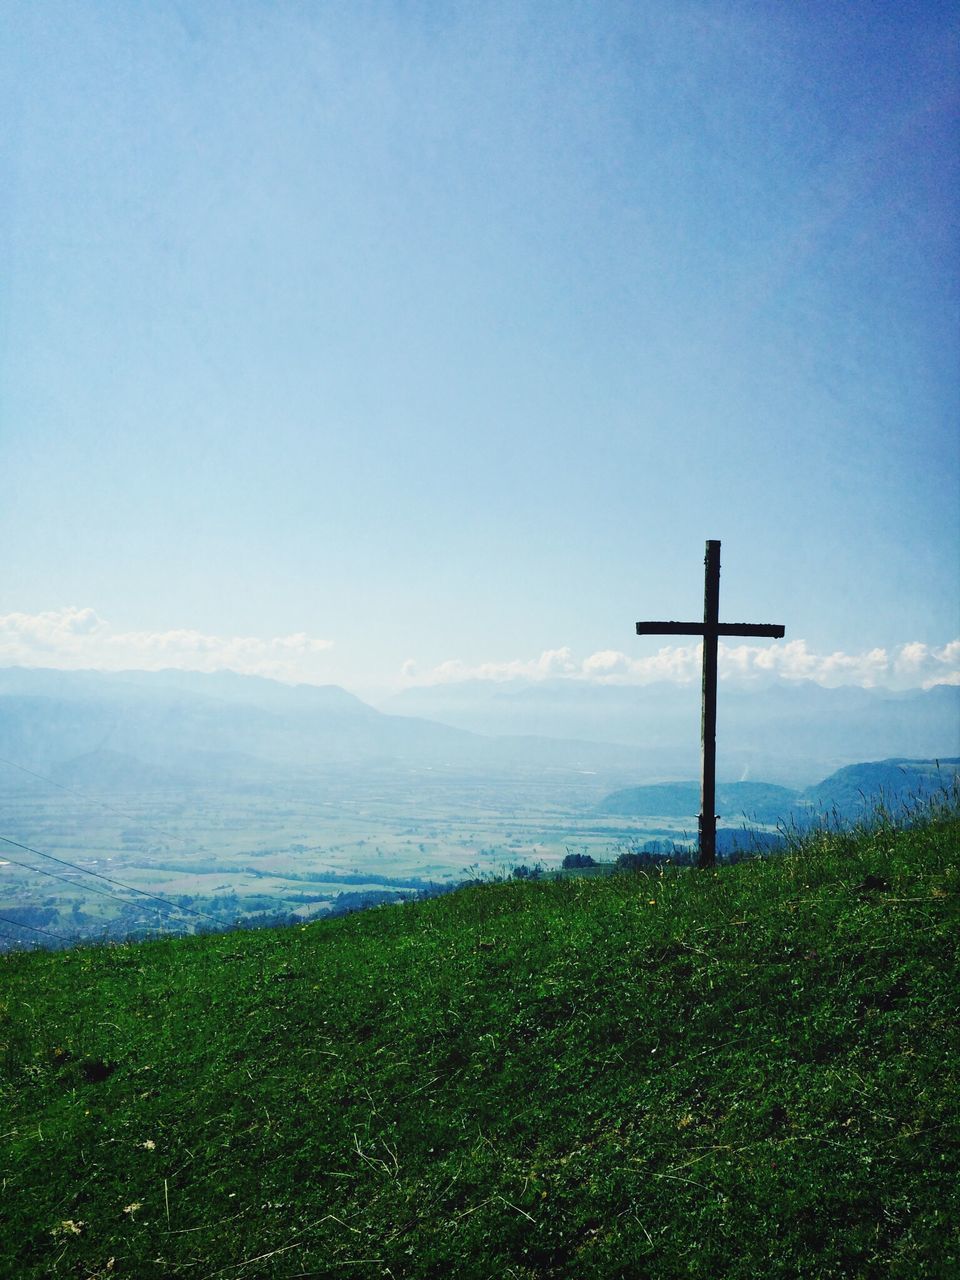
[2, 805, 958, 1278]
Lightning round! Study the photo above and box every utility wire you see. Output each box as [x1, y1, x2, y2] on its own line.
[0, 857, 192, 941]
[0, 755, 300, 928]
[0, 835, 222, 923]
[0, 757, 313, 918]
[0, 752, 300, 916]
[0, 914, 71, 943]
[0, 754, 193, 846]
[0, 848, 180, 912]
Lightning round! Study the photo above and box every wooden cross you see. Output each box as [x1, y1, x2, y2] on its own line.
[636, 540, 785, 869]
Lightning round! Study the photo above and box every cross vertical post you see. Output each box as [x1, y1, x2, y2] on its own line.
[699, 540, 720, 869]
[635, 540, 785, 869]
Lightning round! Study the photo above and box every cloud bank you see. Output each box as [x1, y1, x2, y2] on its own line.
[2, 609, 956, 692]
[402, 639, 960, 692]
[0, 608, 334, 684]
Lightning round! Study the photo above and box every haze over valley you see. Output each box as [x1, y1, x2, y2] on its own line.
[1, 665, 956, 949]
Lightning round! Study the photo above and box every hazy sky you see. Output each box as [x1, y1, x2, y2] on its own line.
[2, 1, 958, 696]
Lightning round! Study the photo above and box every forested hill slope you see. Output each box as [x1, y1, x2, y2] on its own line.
[596, 757, 960, 826]
[2, 808, 958, 1278]
[596, 778, 798, 822]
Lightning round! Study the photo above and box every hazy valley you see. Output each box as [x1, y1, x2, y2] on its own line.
[0, 665, 956, 949]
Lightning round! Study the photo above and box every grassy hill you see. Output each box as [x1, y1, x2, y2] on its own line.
[2, 803, 958, 1278]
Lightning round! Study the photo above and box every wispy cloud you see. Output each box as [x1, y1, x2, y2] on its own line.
[3, 609, 956, 692]
[401, 648, 580, 685]
[402, 639, 960, 691]
[0, 608, 334, 683]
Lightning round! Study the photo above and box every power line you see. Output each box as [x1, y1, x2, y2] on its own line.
[1, 848, 176, 911]
[0, 835, 221, 923]
[0, 754, 296, 933]
[0, 754, 193, 846]
[0, 856, 200, 942]
[0, 755, 285, 917]
[0, 914, 71, 943]
[0, 753, 316, 919]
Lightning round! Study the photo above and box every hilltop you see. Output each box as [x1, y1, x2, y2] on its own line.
[2, 802, 958, 1278]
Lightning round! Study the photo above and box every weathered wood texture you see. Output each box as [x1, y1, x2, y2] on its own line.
[635, 622, 785, 637]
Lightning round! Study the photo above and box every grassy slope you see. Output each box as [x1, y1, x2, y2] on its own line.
[1, 811, 958, 1279]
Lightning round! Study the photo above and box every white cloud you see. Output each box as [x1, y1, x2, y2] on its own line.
[3, 609, 957, 693]
[403, 647, 580, 685]
[0, 608, 334, 684]
[581, 649, 632, 676]
[893, 639, 960, 688]
[535, 647, 579, 677]
[402, 638, 960, 691]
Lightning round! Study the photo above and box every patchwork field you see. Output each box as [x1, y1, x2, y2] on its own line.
[0, 764, 707, 948]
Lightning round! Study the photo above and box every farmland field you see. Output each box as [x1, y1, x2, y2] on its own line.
[0, 763, 702, 948]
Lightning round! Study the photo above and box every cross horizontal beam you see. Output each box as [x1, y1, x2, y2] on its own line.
[636, 621, 786, 638]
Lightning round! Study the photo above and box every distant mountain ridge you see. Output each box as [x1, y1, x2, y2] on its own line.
[0, 666, 656, 785]
[384, 677, 959, 785]
[1, 666, 956, 793]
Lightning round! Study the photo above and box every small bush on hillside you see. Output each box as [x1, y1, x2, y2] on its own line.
[511, 862, 545, 880]
[614, 844, 692, 870]
[562, 851, 597, 869]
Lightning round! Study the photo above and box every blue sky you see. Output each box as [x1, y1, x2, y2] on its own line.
[2, 1, 957, 696]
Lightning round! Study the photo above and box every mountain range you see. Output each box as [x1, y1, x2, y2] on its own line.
[0, 666, 956, 792]
[383, 676, 958, 784]
[0, 666, 654, 788]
